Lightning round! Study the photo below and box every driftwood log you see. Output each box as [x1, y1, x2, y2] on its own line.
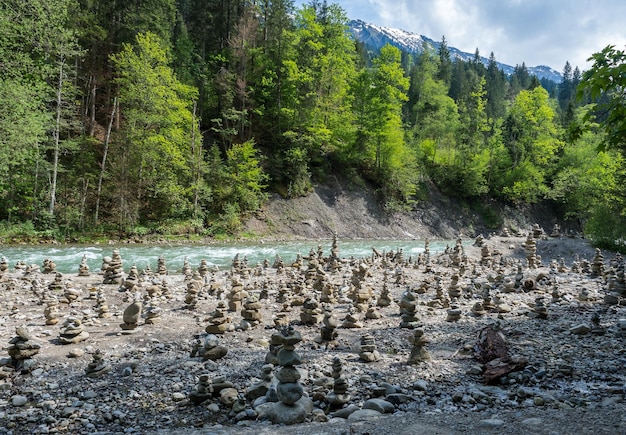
[475, 324, 528, 384]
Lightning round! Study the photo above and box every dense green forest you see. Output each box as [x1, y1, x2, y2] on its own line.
[0, 0, 625, 248]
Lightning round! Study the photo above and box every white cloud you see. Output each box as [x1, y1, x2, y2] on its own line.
[296, 0, 626, 71]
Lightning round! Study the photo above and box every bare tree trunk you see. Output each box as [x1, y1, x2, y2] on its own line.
[49, 57, 65, 216]
[191, 100, 200, 217]
[94, 97, 117, 225]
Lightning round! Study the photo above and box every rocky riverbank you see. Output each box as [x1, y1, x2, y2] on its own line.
[0, 229, 625, 434]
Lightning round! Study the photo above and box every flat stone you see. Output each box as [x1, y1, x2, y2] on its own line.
[347, 409, 383, 420]
[386, 393, 411, 404]
[363, 398, 395, 413]
[479, 418, 505, 428]
[522, 417, 543, 426]
[268, 401, 307, 425]
[12, 395, 27, 406]
[569, 323, 591, 335]
[68, 348, 85, 358]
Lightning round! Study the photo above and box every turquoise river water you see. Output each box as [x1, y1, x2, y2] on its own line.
[0, 239, 457, 274]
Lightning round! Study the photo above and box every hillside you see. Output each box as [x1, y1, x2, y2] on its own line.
[243, 178, 567, 241]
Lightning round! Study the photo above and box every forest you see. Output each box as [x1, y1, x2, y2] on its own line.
[0, 0, 625, 249]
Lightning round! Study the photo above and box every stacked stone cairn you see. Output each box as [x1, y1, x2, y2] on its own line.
[341, 307, 363, 329]
[43, 258, 57, 274]
[300, 297, 324, 326]
[326, 356, 350, 409]
[191, 334, 228, 361]
[78, 254, 90, 276]
[320, 281, 336, 304]
[525, 233, 539, 269]
[205, 301, 234, 334]
[63, 279, 82, 304]
[184, 271, 203, 308]
[124, 264, 140, 291]
[84, 349, 111, 377]
[197, 259, 210, 278]
[181, 257, 192, 279]
[8, 326, 41, 370]
[377, 273, 392, 307]
[95, 288, 111, 318]
[58, 316, 90, 344]
[120, 293, 142, 332]
[445, 302, 462, 322]
[241, 295, 263, 329]
[102, 249, 124, 284]
[48, 272, 64, 293]
[268, 326, 309, 425]
[358, 333, 380, 362]
[246, 364, 274, 401]
[227, 275, 247, 312]
[157, 255, 168, 275]
[0, 256, 8, 276]
[399, 289, 420, 328]
[189, 374, 213, 404]
[319, 306, 338, 343]
[532, 296, 549, 319]
[144, 299, 162, 324]
[448, 273, 462, 300]
[407, 327, 430, 364]
[591, 248, 605, 277]
[365, 301, 382, 319]
[42, 291, 61, 325]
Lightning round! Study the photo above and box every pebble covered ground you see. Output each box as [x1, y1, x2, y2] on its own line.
[1, 230, 625, 434]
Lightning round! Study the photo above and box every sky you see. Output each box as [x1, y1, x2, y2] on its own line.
[294, 0, 626, 71]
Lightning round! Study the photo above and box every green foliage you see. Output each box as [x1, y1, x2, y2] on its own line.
[577, 45, 626, 154]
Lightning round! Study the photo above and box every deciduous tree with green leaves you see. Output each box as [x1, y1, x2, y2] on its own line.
[109, 32, 199, 227]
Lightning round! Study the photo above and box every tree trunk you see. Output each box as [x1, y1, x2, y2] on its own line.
[49, 57, 64, 217]
[94, 97, 117, 225]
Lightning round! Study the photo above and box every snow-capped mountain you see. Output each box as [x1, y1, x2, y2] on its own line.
[349, 19, 562, 83]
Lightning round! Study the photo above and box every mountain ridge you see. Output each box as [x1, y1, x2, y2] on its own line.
[349, 19, 562, 82]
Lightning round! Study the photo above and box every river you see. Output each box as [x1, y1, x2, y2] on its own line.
[0, 239, 458, 274]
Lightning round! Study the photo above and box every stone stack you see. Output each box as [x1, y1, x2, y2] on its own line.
[7, 326, 41, 370]
[95, 288, 111, 318]
[84, 349, 111, 377]
[241, 296, 263, 329]
[532, 297, 549, 319]
[181, 257, 192, 278]
[120, 295, 142, 332]
[185, 271, 203, 308]
[448, 273, 462, 300]
[407, 327, 430, 364]
[63, 280, 82, 304]
[341, 307, 363, 329]
[43, 258, 57, 274]
[102, 249, 124, 284]
[591, 248, 605, 277]
[124, 264, 140, 291]
[48, 272, 64, 293]
[190, 374, 214, 404]
[227, 276, 248, 312]
[59, 316, 90, 344]
[351, 262, 373, 312]
[320, 281, 336, 304]
[326, 356, 350, 409]
[246, 364, 274, 401]
[319, 307, 338, 343]
[205, 301, 234, 334]
[300, 297, 324, 326]
[157, 255, 168, 275]
[399, 289, 420, 329]
[268, 326, 308, 425]
[144, 300, 162, 324]
[78, 255, 90, 277]
[532, 223, 544, 239]
[525, 234, 538, 269]
[377, 279, 392, 308]
[42, 291, 61, 325]
[358, 333, 380, 362]
[445, 303, 462, 322]
[198, 259, 211, 278]
[191, 334, 228, 361]
[0, 256, 8, 275]
[480, 245, 492, 267]
[365, 301, 382, 319]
